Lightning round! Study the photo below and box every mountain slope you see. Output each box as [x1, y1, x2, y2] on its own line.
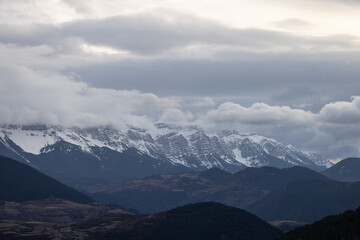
[323, 157, 360, 182]
[88, 166, 328, 214]
[0, 155, 93, 204]
[248, 178, 360, 223]
[0, 198, 130, 224]
[0, 124, 331, 186]
[279, 207, 360, 240]
[31, 141, 189, 186]
[0, 202, 283, 240]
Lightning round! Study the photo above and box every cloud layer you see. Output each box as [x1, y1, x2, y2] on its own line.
[198, 97, 360, 129]
[2, 10, 360, 57]
[0, 64, 178, 130]
[1, 63, 359, 159]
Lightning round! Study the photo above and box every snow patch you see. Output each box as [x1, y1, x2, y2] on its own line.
[4, 128, 58, 155]
[233, 148, 251, 167]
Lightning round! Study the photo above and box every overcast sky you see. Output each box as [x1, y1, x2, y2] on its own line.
[1, 0, 360, 161]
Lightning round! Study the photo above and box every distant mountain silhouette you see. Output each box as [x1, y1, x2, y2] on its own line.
[278, 206, 360, 240]
[248, 178, 360, 223]
[89, 166, 328, 214]
[0, 155, 93, 204]
[323, 157, 360, 182]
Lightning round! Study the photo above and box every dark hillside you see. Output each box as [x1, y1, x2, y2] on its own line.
[279, 207, 360, 240]
[323, 157, 360, 182]
[0, 155, 93, 204]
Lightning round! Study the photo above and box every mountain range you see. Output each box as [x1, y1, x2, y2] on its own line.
[87, 166, 360, 223]
[1, 154, 359, 239]
[0, 155, 281, 240]
[0, 124, 331, 186]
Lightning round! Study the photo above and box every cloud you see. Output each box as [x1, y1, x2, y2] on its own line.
[1, 61, 359, 159]
[68, 50, 360, 107]
[189, 97, 215, 108]
[272, 18, 313, 31]
[197, 102, 315, 130]
[319, 96, 360, 124]
[158, 108, 193, 126]
[197, 97, 360, 129]
[0, 64, 178, 129]
[315, 0, 360, 4]
[193, 97, 360, 159]
[1, 10, 359, 58]
[62, 0, 95, 13]
[1, 4, 360, 161]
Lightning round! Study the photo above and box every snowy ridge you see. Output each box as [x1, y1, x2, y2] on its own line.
[0, 124, 332, 171]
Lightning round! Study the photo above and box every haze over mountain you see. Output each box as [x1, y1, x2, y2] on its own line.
[323, 157, 360, 182]
[0, 124, 331, 187]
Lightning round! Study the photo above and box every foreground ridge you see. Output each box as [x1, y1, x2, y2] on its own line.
[0, 202, 283, 240]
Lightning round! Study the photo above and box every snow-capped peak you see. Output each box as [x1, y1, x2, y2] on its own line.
[0, 124, 332, 171]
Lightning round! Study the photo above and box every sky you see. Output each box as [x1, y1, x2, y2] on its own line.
[1, 0, 360, 161]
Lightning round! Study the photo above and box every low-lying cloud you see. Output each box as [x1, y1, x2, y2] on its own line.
[0, 64, 178, 130]
[194, 98, 360, 159]
[1, 63, 359, 159]
[197, 102, 315, 128]
[197, 97, 360, 129]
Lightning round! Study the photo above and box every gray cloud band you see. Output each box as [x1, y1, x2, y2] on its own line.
[1, 12, 359, 55]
